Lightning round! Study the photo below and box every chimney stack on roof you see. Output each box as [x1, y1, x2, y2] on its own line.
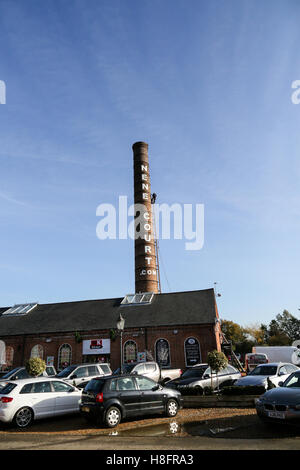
[132, 141, 159, 294]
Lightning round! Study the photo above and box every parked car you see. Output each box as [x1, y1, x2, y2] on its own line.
[80, 374, 183, 427]
[0, 377, 82, 428]
[0, 365, 57, 390]
[113, 361, 181, 384]
[245, 353, 268, 372]
[166, 363, 241, 394]
[234, 362, 299, 389]
[256, 370, 300, 423]
[55, 363, 112, 388]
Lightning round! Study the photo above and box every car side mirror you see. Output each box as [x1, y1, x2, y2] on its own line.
[278, 381, 284, 387]
[152, 384, 160, 391]
[203, 374, 210, 379]
[70, 374, 77, 379]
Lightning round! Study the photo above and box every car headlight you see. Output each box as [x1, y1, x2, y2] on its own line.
[255, 398, 264, 405]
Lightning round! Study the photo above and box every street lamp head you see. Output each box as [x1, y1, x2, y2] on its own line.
[117, 313, 125, 331]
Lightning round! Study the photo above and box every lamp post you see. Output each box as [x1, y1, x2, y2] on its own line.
[116, 313, 125, 374]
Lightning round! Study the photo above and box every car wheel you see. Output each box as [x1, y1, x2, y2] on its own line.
[13, 407, 34, 429]
[105, 406, 121, 428]
[195, 386, 204, 395]
[166, 399, 178, 417]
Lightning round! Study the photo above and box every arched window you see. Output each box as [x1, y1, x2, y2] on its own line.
[155, 339, 170, 367]
[0, 340, 6, 367]
[58, 343, 72, 370]
[184, 337, 201, 367]
[6, 346, 14, 368]
[123, 340, 137, 363]
[30, 344, 43, 359]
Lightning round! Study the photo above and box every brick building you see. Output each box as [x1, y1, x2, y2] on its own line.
[0, 288, 221, 372]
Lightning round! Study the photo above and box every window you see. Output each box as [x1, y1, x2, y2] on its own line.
[134, 364, 145, 374]
[110, 379, 118, 391]
[32, 382, 51, 393]
[5, 346, 14, 368]
[3, 303, 37, 316]
[99, 364, 111, 374]
[31, 344, 43, 359]
[0, 383, 17, 394]
[279, 366, 288, 376]
[286, 364, 298, 374]
[58, 344, 72, 370]
[117, 377, 135, 391]
[227, 365, 238, 374]
[52, 381, 73, 393]
[145, 363, 156, 372]
[155, 339, 170, 367]
[20, 383, 33, 394]
[124, 340, 137, 363]
[285, 373, 300, 388]
[87, 366, 99, 376]
[135, 376, 156, 390]
[74, 367, 88, 378]
[121, 293, 155, 306]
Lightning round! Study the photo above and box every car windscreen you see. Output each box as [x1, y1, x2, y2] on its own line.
[181, 367, 207, 379]
[56, 365, 77, 377]
[1, 368, 21, 379]
[0, 382, 17, 394]
[84, 379, 105, 393]
[249, 366, 277, 376]
[283, 372, 300, 388]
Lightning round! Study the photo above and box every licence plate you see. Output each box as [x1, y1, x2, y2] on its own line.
[267, 411, 285, 419]
[81, 406, 90, 413]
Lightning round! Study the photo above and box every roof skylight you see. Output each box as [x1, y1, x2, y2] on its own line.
[2, 303, 38, 316]
[121, 293, 155, 306]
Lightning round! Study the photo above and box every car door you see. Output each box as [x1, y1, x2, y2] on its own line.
[28, 381, 56, 418]
[135, 376, 165, 414]
[51, 380, 81, 415]
[116, 377, 140, 416]
[71, 366, 89, 386]
[274, 365, 290, 386]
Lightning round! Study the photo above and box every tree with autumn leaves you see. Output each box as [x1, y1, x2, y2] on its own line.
[221, 309, 300, 354]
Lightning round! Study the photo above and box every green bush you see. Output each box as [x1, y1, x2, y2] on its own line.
[25, 357, 46, 377]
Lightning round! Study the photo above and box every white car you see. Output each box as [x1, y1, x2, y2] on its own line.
[55, 363, 112, 388]
[0, 366, 57, 389]
[0, 377, 82, 428]
[234, 362, 299, 389]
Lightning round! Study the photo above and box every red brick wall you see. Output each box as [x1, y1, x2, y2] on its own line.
[1, 323, 220, 371]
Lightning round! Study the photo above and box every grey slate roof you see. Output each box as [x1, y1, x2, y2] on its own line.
[0, 289, 217, 337]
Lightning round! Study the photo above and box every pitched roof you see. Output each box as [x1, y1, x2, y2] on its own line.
[0, 288, 217, 337]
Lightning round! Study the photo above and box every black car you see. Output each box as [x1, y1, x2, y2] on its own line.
[80, 374, 183, 427]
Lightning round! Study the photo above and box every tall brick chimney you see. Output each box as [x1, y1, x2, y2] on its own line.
[132, 141, 159, 293]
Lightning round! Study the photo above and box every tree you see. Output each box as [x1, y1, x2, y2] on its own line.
[262, 310, 300, 345]
[244, 323, 265, 345]
[207, 350, 228, 391]
[220, 320, 246, 345]
[26, 357, 46, 377]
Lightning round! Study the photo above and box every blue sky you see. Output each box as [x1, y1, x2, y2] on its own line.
[1, 0, 300, 328]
